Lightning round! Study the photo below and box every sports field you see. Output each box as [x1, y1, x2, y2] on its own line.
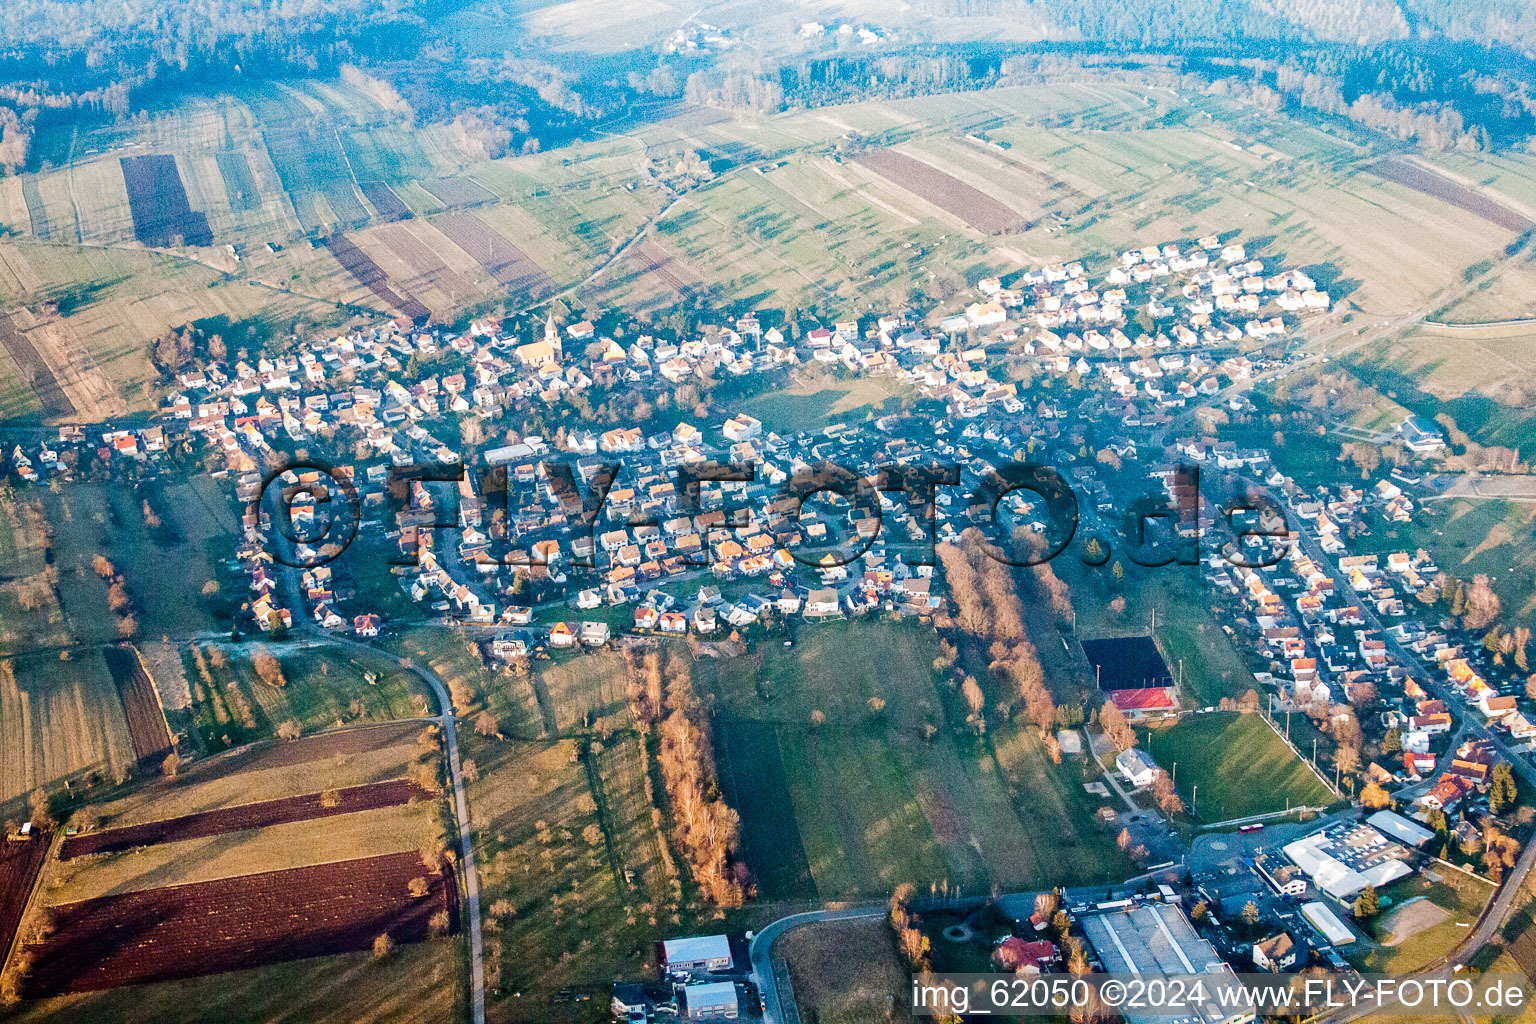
[1140, 712, 1336, 822]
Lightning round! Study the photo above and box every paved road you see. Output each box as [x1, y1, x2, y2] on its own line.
[1285, 520, 1536, 790]
[750, 903, 891, 1024]
[323, 633, 487, 1024]
[268, 512, 487, 1024]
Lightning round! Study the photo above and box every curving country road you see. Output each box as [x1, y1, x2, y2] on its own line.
[268, 519, 487, 1024]
[323, 633, 487, 1024]
[749, 903, 891, 1024]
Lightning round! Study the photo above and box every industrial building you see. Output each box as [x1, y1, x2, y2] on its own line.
[682, 981, 739, 1019]
[1300, 901, 1357, 946]
[1366, 809, 1435, 849]
[661, 934, 734, 974]
[1281, 820, 1414, 901]
[1080, 903, 1253, 1024]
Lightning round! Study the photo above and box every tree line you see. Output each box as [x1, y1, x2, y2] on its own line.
[624, 649, 755, 908]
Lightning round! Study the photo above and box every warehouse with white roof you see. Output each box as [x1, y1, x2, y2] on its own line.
[1367, 809, 1435, 848]
[1301, 901, 1357, 946]
[1282, 821, 1413, 901]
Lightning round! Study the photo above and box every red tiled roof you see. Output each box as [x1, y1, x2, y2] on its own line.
[994, 938, 1057, 971]
[1109, 687, 1176, 712]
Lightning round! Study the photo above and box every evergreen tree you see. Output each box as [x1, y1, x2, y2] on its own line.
[1490, 761, 1518, 815]
[1353, 885, 1380, 919]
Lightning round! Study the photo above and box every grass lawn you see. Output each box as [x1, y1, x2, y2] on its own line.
[1349, 870, 1494, 973]
[184, 642, 431, 752]
[392, 626, 541, 740]
[0, 493, 77, 653]
[534, 649, 629, 736]
[1357, 498, 1536, 627]
[737, 374, 909, 434]
[43, 482, 238, 640]
[1140, 712, 1336, 823]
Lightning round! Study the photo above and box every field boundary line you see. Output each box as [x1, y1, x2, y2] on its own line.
[1423, 318, 1536, 332]
[1259, 709, 1344, 799]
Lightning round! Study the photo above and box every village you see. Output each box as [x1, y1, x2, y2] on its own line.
[7, 230, 1536, 1023]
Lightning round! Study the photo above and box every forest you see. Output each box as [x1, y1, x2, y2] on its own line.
[3, 0, 1536, 175]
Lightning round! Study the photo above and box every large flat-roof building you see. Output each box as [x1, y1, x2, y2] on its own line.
[1301, 901, 1357, 946]
[1367, 809, 1434, 849]
[1282, 821, 1413, 901]
[1080, 904, 1252, 1024]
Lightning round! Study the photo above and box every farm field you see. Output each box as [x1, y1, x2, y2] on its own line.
[59, 779, 427, 859]
[1353, 322, 1536, 408]
[119, 155, 213, 247]
[40, 799, 444, 905]
[183, 642, 430, 752]
[4, 710, 459, 1010]
[322, 233, 430, 320]
[0, 828, 51, 979]
[1364, 158, 1533, 233]
[100, 646, 173, 767]
[7, 940, 464, 1024]
[1435, 256, 1536, 323]
[855, 147, 1028, 233]
[0, 241, 352, 424]
[696, 620, 1129, 897]
[1344, 341, 1536, 458]
[0, 78, 1525, 423]
[429, 210, 556, 301]
[21, 851, 458, 995]
[1140, 712, 1336, 822]
[0, 652, 138, 812]
[79, 720, 428, 829]
[533, 649, 629, 736]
